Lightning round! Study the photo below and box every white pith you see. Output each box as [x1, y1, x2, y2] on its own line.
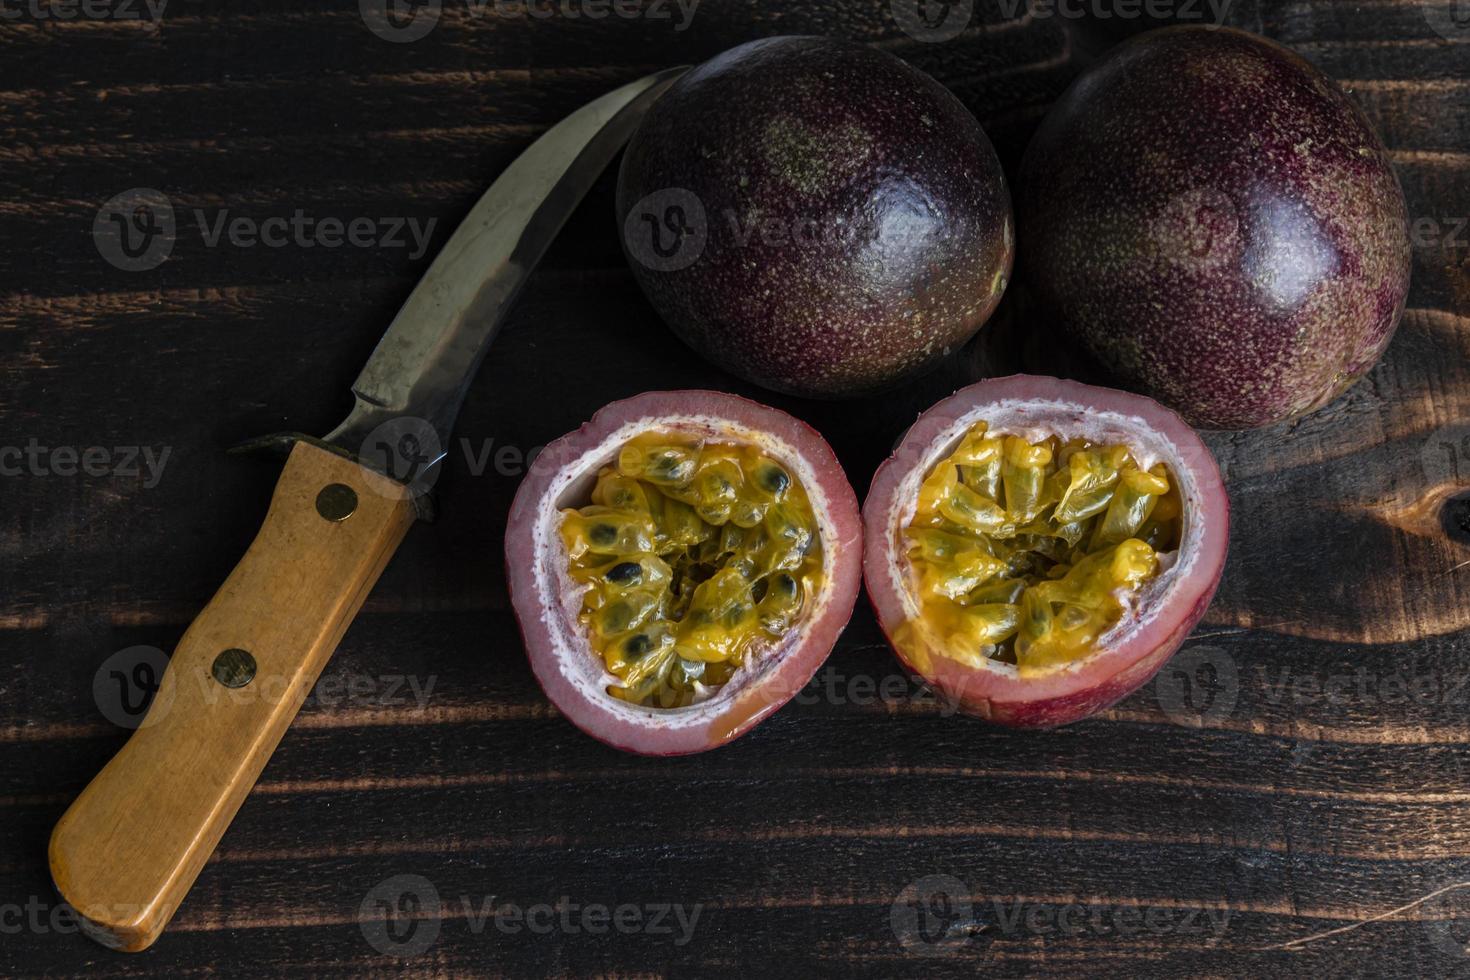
[529, 413, 842, 731]
[880, 398, 1212, 679]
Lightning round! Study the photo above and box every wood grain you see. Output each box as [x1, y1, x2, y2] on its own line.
[1, 0, 1468, 976]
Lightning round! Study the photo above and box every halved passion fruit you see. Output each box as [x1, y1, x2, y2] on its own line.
[864, 376, 1228, 727]
[507, 390, 862, 754]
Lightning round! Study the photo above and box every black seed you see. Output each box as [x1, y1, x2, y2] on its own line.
[751, 578, 770, 604]
[625, 634, 653, 658]
[771, 573, 798, 598]
[589, 523, 617, 546]
[607, 561, 642, 585]
[760, 465, 790, 494]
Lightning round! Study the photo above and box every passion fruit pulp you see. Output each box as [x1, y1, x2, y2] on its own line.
[864, 376, 1228, 728]
[507, 391, 862, 755]
[560, 432, 824, 708]
[901, 423, 1180, 676]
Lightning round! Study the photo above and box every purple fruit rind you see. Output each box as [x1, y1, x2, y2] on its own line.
[618, 36, 1014, 400]
[1019, 26, 1411, 430]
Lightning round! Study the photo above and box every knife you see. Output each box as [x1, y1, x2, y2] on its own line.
[49, 66, 687, 953]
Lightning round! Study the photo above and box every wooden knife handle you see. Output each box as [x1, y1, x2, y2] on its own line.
[49, 440, 417, 952]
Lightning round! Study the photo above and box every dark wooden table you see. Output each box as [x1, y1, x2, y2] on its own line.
[3, 1, 1468, 976]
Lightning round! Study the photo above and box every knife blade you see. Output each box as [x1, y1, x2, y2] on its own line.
[48, 66, 686, 953]
[326, 65, 687, 485]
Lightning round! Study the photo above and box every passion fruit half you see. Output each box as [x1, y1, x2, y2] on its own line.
[863, 376, 1228, 727]
[507, 390, 862, 754]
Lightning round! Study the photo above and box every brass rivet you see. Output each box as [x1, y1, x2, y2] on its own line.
[317, 483, 358, 522]
[212, 648, 256, 688]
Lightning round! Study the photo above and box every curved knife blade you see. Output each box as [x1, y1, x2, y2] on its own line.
[323, 66, 687, 481]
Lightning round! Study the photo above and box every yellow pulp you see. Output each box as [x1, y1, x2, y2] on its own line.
[560, 431, 823, 708]
[902, 421, 1180, 676]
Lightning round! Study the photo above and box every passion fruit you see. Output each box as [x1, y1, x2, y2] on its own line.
[1018, 26, 1411, 429]
[507, 390, 862, 754]
[616, 35, 1014, 399]
[863, 376, 1228, 727]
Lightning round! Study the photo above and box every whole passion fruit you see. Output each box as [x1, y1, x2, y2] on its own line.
[1019, 26, 1411, 429]
[863, 376, 1228, 727]
[507, 390, 862, 754]
[617, 35, 1014, 399]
